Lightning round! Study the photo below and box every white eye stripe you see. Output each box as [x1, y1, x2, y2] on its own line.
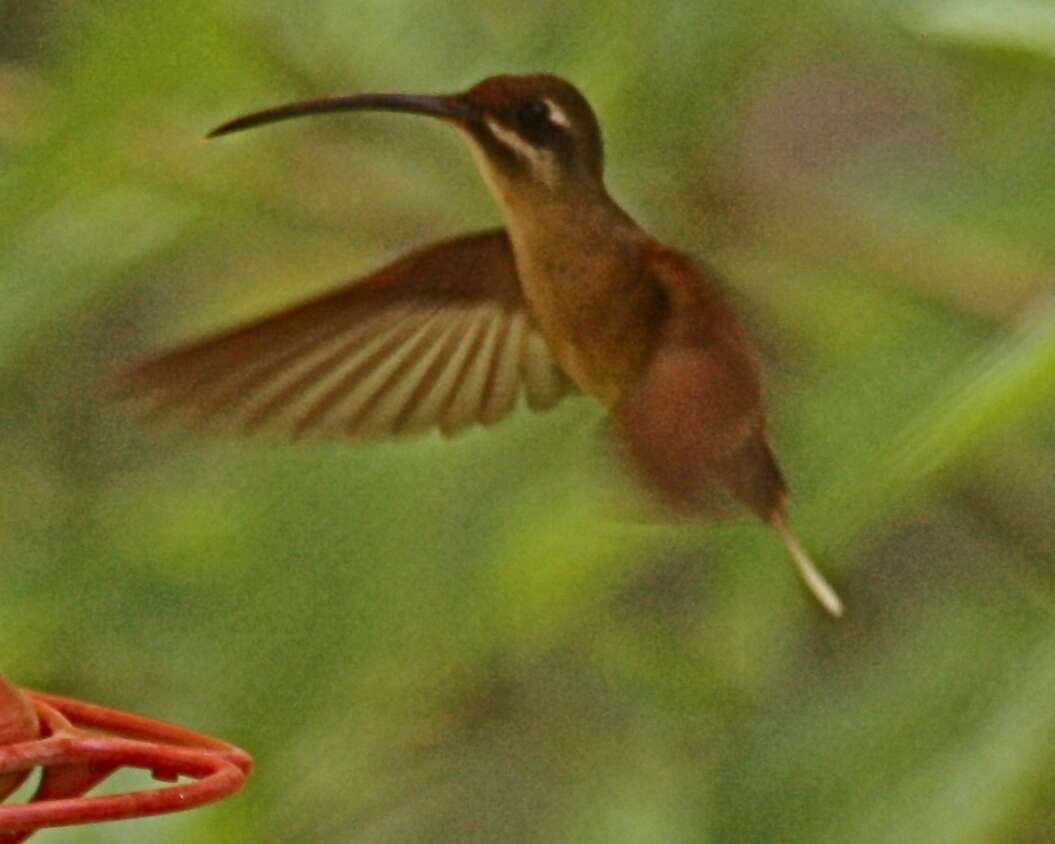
[482, 116, 560, 188]
[485, 117, 540, 161]
[542, 98, 571, 129]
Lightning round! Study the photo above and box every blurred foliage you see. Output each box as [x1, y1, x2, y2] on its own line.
[2, 1, 1055, 842]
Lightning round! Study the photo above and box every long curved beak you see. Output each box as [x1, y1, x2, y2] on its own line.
[207, 93, 473, 139]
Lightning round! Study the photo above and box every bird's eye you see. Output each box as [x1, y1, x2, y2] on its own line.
[515, 100, 552, 137]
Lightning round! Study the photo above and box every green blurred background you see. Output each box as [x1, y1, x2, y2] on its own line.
[3, 1, 1055, 841]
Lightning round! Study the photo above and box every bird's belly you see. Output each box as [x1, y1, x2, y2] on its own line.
[521, 265, 662, 407]
[547, 328, 646, 406]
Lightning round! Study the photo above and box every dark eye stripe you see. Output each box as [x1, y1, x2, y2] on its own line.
[516, 100, 550, 131]
[514, 100, 558, 144]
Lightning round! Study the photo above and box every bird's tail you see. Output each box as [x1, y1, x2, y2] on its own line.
[772, 516, 844, 617]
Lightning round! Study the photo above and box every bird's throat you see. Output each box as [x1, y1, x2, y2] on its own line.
[503, 203, 662, 407]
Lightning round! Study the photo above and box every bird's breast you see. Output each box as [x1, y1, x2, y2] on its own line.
[515, 243, 665, 407]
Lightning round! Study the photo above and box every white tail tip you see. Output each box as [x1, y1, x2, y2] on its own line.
[773, 518, 844, 618]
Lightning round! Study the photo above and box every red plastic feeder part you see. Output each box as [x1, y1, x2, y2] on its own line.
[0, 674, 252, 842]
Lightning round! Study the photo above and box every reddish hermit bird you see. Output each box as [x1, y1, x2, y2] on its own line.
[122, 74, 843, 615]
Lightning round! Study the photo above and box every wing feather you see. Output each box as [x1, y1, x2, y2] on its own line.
[440, 307, 502, 435]
[118, 229, 576, 440]
[482, 312, 524, 424]
[520, 328, 568, 411]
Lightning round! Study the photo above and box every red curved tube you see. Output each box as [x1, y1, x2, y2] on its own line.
[0, 678, 252, 842]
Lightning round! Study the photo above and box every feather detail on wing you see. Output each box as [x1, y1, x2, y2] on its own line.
[117, 229, 574, 439]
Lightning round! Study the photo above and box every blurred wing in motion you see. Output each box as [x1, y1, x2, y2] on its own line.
[117, 229, 574, 439]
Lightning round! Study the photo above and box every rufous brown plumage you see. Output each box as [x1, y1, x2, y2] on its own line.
[120, 74, 843, 615]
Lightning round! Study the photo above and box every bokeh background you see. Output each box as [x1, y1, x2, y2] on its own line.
[3, 1, 1055, 841]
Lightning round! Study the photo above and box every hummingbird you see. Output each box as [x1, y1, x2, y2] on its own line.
[120, 74, 843, 616]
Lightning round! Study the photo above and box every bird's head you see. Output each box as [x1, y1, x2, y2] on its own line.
[208, 73, 606, 209]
